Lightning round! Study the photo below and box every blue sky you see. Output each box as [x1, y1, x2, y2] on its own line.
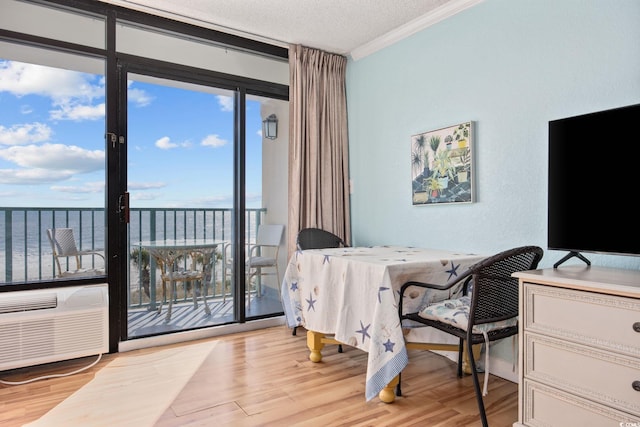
[0, 59, 265, 208]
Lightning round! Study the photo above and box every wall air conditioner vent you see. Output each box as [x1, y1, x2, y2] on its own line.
[0, 284, 108, 371]
[0, 292, 57, 314]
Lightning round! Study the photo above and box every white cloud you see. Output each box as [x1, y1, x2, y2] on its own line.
[0, 123, 52, 146]
[128, 86, 153, 107]
[50, 102, 105, 121]
[0, 168, 75, 184]
[193, 194, 232, 206]
[0, 143, 104, 173]
[0, 60, 103, 102]
[50, 181, 104, 193]
[0, 61, 107, 122]
[155, 136, 191, 149]
[131, 192, 161, 201]
[128, 182, 166, 190]
[217, 95, 233, 112]
[245, 192, 262, 203]
[201, 134, 227, 148]
[155, 136, 177, 150]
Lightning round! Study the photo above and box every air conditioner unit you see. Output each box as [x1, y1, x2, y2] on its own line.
[0, 284, 109, 371]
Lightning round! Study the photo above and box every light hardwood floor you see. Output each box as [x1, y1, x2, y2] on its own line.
[0, 326, 518, 426]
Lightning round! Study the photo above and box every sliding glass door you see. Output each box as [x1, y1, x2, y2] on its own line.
[124, 71, 239, 337]
[123, 67, 287, 338]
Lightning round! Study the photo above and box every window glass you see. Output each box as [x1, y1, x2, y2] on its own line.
[0, 51, 106, 284]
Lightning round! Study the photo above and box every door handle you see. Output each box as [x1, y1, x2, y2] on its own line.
[118, 192, 130, 223]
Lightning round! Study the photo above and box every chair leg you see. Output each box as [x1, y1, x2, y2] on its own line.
[338, 344, 343, 353]
[191, 280, 199, 309]
[396, 372, 402, 396]
[466, 339, 489, 427]
[457, 338, 464, 377]
[165, 280, 175, 321]
[157, 280, 167, 315]
[292, 326, 297, 336]
[200, 279, 210, 315]
[222, 268, 231, 303]
[246, 267, 258, 308]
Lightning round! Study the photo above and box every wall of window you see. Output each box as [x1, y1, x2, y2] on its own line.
[0, 0, 289, 349]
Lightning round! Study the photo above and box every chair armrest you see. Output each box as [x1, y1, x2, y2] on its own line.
[247, 243, 258, 257]
[222, 241, 232, 255]
[247, 243, 276, 257]
[400, 272, 471, 293]
[398, 272, 473, 317]
[76, 249, 105, 260]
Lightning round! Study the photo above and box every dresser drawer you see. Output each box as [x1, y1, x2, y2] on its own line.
[524, 332, 640, 416]
[523, 379, 640, 426]
[523, 283, 640, 357]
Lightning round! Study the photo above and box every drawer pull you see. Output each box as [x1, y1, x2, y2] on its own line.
[634, 322, 640, 333]
[633, 381, 640, 392]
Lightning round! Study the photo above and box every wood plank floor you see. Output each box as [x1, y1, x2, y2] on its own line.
[0, 326, 518, 426]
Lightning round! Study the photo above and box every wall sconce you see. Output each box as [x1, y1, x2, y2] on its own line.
[262, 114, 278, 140]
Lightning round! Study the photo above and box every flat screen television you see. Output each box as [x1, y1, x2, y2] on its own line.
[548, 103, 640, 268]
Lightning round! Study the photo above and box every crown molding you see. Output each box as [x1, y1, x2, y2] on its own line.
[349, 0, 483, 61]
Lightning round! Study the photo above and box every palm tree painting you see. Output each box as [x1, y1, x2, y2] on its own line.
[411, 121, 474, 205]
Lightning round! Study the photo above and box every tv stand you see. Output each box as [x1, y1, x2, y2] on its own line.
[512, 267, 640, 425]
[553, 251, 591, 268]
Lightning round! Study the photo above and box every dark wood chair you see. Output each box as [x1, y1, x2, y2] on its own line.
[398, 245, 543, 427]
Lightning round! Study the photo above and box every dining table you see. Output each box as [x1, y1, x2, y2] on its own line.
[138, 239, 226, 320]
[280, 245, 487, 402]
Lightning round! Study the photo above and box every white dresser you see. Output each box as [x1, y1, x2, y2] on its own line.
[513, 266, 640, 427]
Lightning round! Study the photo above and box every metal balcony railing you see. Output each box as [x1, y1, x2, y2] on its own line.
[0, 207, 266, 309]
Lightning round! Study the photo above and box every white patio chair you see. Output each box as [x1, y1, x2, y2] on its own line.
[222, 224, 284, 307]
[246, 224, 284, 304]
[46, 228, 105, 277]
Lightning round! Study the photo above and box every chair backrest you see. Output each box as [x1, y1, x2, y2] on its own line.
[256, 224, 284, 247]
[47, 228, 79, 257]
[296, 228, 346, 250]
[469, 245, 543, 326]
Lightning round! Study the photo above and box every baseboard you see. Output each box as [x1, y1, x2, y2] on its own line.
[119, 316, 285, 352]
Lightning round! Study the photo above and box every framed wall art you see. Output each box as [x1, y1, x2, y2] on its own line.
[411, 121, 474, 205]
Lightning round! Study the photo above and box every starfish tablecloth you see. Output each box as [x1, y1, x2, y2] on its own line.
[280, 245, 486, 401]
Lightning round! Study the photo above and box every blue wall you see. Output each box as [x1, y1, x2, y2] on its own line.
[346, 0, 640, 269]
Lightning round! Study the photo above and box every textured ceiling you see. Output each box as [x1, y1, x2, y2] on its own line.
[100, 0, 480, 59]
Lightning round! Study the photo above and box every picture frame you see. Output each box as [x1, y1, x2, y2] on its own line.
[411, 121, 474, 205]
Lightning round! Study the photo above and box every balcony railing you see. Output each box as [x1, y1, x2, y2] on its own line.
[0, 207, 266, 309]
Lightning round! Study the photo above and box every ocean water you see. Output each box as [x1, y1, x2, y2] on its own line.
[0, 207, 255, 284]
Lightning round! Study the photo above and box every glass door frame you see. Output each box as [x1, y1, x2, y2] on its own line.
[115, 59, 287, 341]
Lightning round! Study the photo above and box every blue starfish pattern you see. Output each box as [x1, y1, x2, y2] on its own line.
[290, 281, 298, 292]
[446, 261, 460, 280]
[322, 255, 331, 264]
[383, 339, 395, 352]
[306, 293, 316, 311]
[356, 321, 371, 344]
[378, 286, 390, 303]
